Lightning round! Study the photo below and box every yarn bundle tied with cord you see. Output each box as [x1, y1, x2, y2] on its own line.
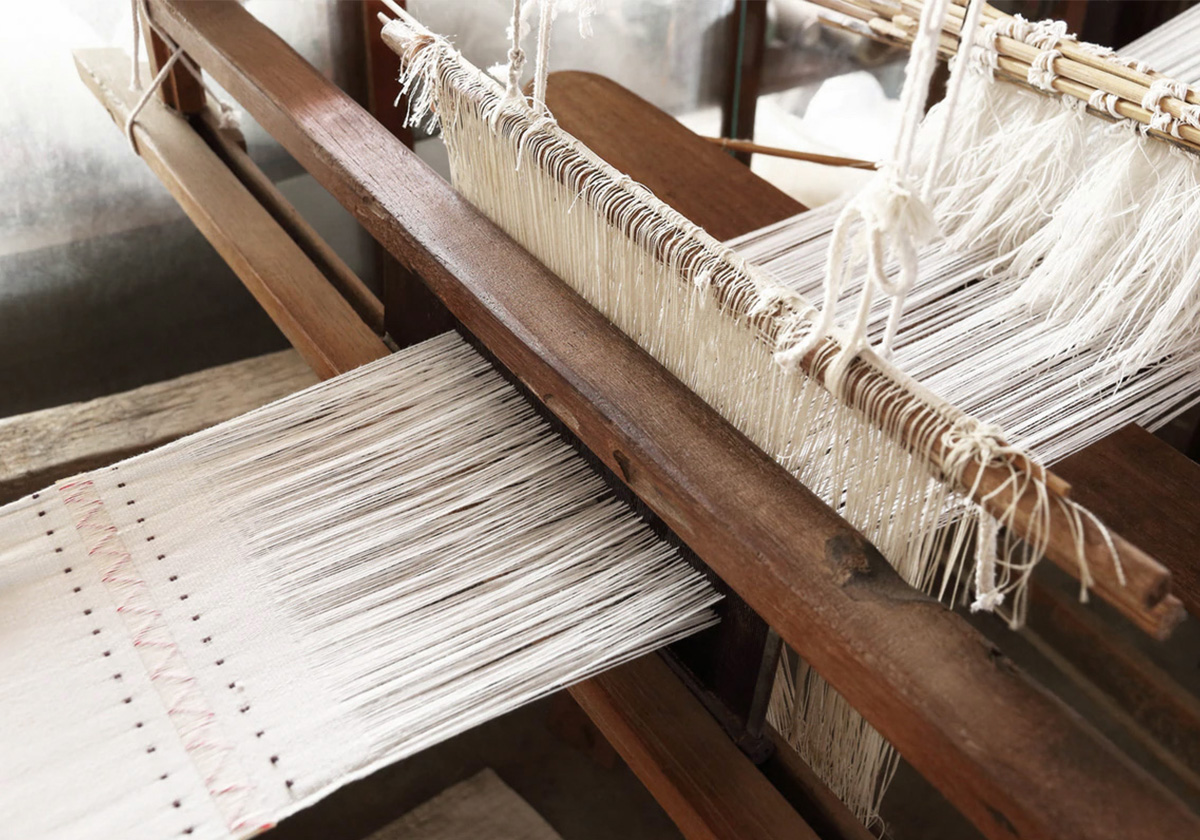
[377, 0, 1197, 823]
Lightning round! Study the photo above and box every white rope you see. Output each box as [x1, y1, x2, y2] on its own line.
[129, 0, 240, 131]
[129, 0, 142, 90]
[124, 44, 183, 152]
[503, 0, 528, 101]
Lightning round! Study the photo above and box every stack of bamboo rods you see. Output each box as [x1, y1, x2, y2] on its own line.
[807, 0, 1200, 154]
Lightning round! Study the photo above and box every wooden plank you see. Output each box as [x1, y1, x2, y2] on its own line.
[570, 655, 820, 840]
[544, 71, 804, 242]
[0, 351, 317, 504]
[1055, 424, 1200, 618]
[142, 3, 1200, 837]
[75, 48, 389, 378]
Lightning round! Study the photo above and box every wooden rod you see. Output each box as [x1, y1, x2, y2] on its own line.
[571, 655, 822, 840]
[143, 3, 1200, 837]
[701, 137, 878, 169]
[75, 48, 389, 378]
[812, 0, 1200, 154]
[192, 107, 387, 335]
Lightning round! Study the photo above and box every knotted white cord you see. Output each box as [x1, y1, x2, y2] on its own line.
[128, 0, 240, 135]
[504, 0, 529, 101]
[777, 0, 952, 375]
[1088, 88, 1123, 118]
[1143, 77, 1191, 137]
[1027, 49, 1062, 91]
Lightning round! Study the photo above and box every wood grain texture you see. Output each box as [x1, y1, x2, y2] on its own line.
[142, 3, 1200, 837]
[193, 107, 386, 335]
[0, 350, 317, 504]
[74, 48, 389, 379]
[570, 655, 820, 840]
[1055, 424, 1200, 619]
[543, 71, 805, 241]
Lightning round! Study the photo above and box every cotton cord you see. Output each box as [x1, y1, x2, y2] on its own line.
[124, 44, 183, 151]
[128, 0, 240, 133]
[778, 0, 952, 370]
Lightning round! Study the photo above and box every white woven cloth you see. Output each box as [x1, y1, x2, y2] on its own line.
[0, 332, 719, 839]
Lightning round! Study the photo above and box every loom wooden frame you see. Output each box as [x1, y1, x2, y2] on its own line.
[77, 2, 1200, 839]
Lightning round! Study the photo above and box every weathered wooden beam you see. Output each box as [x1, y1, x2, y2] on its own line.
[1026, 578, 1200, 796]
[192, 107, 386, 335]
[0, 351, 317, 504]
[138, 3, 1200, 837]
[74, 48, 389, 378]
[571, 655, 820, 840]
[76, 40, 819, 840]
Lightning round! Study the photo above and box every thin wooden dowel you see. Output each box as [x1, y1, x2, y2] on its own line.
[811, 0, 1200, 154]
[703, 137, 878, 169]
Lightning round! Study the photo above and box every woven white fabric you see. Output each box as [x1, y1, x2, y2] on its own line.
[0, 332, 719, 839]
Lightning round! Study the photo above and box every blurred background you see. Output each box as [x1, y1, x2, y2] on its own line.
[0, 0, 1190, 416]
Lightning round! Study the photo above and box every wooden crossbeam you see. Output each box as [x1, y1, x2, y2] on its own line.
[74, 48, 389, 378]
[133, 3, 1200, 838]
[74, 46, 819, 840]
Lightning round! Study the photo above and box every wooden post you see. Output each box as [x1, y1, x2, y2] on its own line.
[720, 0, 767, 167]
[143, 23, 206, 114]
[361, 0, 455, 346]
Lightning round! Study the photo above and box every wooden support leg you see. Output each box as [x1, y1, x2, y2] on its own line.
[145, 26, 206, 114]
[362, 0, 454, 346]
[720, 0, 767, 167]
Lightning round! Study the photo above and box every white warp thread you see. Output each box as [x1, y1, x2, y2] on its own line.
[0, 332, 719, 840]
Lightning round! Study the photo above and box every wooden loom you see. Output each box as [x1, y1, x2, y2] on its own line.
[48, 0, 1200, 837]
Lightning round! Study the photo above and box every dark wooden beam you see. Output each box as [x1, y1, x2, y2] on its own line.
[76, 48, 389, 378]
[572, 655, 820, 840]
[720, 0, 767, 166]
[1055, 424, 1200, 618]
[138, 4, 1200, 838]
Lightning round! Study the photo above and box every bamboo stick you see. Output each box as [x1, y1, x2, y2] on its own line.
[703, 137, 878, 169]
[811, 0, 1200, 154]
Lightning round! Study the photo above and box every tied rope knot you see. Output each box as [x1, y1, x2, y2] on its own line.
[940, 416, 1016, 479]
[940, 417, 1022, 615]
[1141, 78, 1191, 138]
[1088, 88, 1123, 119]
[1027, 48, 1062, 91]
